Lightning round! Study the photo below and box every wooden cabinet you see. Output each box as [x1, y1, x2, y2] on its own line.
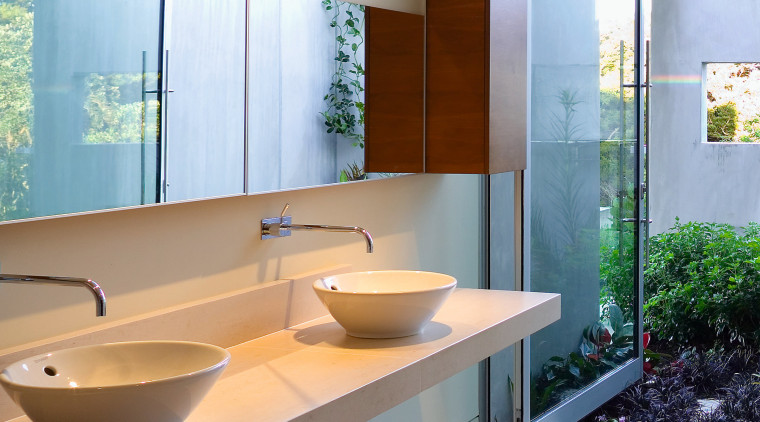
[365, 0, 528, 175]
[364, 7, 425, 174]
[426, 0, 528, 174]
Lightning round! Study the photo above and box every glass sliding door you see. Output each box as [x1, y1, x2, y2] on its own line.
[521, 0, 648, 420]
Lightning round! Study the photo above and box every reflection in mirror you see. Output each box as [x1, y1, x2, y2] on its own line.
[162, 0, 246, 202]
[0, 0, 162, 221]
[248, 0, 424, 194]
[249, 0, 366, 193]
[0, 0, 420, 223]
[0, 0, 245, 223]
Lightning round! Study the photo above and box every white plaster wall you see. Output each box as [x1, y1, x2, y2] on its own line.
[651, 0, 760, 233]
[0, 173, 482, 421]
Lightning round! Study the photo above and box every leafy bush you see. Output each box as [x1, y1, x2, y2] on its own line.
[599, 183, 636, 318]
[620, 374, 699, 422]
[707, 102, 738, 142]
[678, 347, 758, 397]
[707, 373, 760, 421]
[644, 220, 760, 348]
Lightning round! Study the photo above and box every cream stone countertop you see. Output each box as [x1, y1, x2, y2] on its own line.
[8, 288, 560, 422]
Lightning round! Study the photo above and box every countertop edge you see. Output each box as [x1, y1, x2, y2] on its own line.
[187, 289, 561, 422]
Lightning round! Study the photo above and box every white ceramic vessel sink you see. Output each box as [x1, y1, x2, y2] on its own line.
[0, 341, 230, 422]
[313, 270, 457, 338]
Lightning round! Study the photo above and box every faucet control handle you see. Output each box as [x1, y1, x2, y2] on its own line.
[261, 215, 292, 239]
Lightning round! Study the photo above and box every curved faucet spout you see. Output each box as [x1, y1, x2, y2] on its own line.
[0, 274, 107, 317]
[260, 204, 375, 253]
[285, 224, 374, 253]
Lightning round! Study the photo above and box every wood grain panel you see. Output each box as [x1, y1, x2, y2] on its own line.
[425, 0, 489, 173]
[364, 7, 425, 173]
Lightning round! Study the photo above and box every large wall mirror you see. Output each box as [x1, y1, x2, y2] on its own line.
[0, 0, 423, 223]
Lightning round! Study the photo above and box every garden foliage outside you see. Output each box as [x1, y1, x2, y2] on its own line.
[534, 217, 760, 419]
[585, 220, 760, 421]
[706, 63, 760, 143]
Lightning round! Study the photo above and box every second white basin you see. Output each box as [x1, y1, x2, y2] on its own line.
[0, 340, 230, 422]
[313, 270, 457, 338]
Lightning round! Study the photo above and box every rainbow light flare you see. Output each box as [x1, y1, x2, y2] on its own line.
[650, 74, 702, 84]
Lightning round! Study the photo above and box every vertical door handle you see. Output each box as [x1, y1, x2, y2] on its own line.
[621, 218, 652, 224]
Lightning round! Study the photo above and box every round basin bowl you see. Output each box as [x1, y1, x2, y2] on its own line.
[0, 341, 230, 422]
[313, 270, 457, 338]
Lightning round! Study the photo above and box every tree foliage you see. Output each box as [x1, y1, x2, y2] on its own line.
[0, 0, 33, 220]
[84, 73, 144, 144]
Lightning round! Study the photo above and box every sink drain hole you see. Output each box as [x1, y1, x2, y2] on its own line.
[43, 366, 57, 376]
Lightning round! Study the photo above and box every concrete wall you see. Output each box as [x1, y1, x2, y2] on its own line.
[249, 0, 342, 193]
[164, 0, 246, 201]
[651, 0, 760, 233]
[0, 173, 482, 421]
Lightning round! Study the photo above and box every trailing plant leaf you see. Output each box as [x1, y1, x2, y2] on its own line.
[321, 0, 365, 149]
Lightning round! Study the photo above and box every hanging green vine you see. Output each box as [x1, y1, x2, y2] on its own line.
[320, 0, 365, 149]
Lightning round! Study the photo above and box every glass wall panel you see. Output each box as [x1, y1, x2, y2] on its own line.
[489, 172, 517, 422]
[529, 0, 639, 418]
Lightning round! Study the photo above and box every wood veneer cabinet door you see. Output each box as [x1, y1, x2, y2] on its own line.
[364, 7, 425, 173]
[426, 0, 528, 174]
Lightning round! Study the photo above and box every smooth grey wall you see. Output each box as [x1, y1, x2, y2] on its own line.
[249, 0, 338, 193]
[651, 0, 760, 233]
[164, 0, 246, 201]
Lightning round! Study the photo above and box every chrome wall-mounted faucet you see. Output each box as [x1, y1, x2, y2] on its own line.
[261, 204, 374, 253]
[0, 274, 107, 317]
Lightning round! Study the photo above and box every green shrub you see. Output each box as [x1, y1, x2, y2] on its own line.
[740, 113, 760, 143]
[599, 183, 636, 318]
[707, 102, 738, 142]
[644, 219, 760, 348]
